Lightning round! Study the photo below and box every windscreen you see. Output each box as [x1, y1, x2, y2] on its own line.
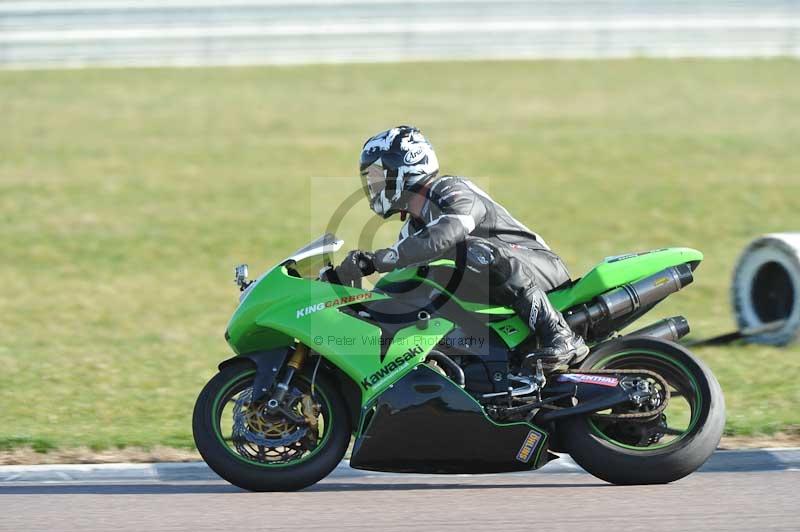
[284, 233, 344, 278]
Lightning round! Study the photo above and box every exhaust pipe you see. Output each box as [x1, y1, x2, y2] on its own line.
[426, 350, 465, 387]
[566, 264, 694, 333]
[598, 264, 694, 319]
[625, 316, 690, 342]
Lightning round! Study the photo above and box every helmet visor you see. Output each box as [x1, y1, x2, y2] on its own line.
[360, 162, 387, 203]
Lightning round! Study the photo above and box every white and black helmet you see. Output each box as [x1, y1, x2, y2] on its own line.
[360, 126, 439, 218]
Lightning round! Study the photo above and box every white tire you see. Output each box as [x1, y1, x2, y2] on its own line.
[732, 233, 800, 345]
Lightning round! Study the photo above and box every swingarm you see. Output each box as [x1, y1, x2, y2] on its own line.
[484, 368, 670, 424]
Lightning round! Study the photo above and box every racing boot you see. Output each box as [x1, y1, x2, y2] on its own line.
[514, 285, 590, 373]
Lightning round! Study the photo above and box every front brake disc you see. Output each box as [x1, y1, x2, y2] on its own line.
[232, 388, 308, 448]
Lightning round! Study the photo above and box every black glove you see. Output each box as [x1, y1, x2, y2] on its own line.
[373, 248, 400, 273]
[335, 250, 376, 284]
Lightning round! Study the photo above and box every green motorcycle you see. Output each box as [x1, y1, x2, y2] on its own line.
[193, 233, 725, 491]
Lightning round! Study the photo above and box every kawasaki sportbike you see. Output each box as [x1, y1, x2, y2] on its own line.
[193, 233, 725, 491]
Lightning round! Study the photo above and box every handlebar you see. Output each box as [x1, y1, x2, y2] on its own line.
[319, 264, 363, 289]
[357, 258, 372, 274]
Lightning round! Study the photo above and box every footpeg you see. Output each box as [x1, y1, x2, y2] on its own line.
[481, 371, 543, 400]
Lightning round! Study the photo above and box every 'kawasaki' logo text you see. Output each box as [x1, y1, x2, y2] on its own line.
[296, 293, 373, 318]
[361, 345, 423, 389]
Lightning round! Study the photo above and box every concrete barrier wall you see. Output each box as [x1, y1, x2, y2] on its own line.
[2, 0, 799, 68]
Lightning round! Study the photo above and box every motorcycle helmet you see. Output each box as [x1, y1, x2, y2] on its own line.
[359, 126, 439, 218]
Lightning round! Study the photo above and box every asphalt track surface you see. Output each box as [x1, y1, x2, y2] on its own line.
[1, 469, 797, 532]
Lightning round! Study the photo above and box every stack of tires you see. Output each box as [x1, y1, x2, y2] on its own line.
[732, 233, 800, 345]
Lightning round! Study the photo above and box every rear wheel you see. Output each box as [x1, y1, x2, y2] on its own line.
[192, 362, 351, 491]
[558, 337, 725, 484]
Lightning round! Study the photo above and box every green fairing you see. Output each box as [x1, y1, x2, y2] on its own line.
[361, 319, 454, 398]
[488, 315, 531, 348]
[226, 264, 453, 405]
[226, 265, 388, 355]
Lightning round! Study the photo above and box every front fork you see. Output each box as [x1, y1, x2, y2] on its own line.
[264, 343, 309, 411]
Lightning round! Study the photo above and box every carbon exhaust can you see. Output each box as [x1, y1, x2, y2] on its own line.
[598, 264, 694, 321]
[625, 316, 691, 342]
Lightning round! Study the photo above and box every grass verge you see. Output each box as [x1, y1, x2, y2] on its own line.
[1, 59, 798, 452]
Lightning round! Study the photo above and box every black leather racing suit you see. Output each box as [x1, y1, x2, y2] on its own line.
[373, 175, 589, 366]
[376, 175, 572, 305]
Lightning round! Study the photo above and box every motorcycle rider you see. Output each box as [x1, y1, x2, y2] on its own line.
[337, 125, 588, 370]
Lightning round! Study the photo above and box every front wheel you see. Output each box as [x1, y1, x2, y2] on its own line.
[558, 337, 725, 485]
[192, 361, 351, 491]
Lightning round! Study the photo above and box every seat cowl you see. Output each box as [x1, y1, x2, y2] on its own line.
[548, 247, 703, 311]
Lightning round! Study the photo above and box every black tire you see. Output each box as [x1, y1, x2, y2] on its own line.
[558, 337, 725, 485]
[192, 362, 351, 492]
